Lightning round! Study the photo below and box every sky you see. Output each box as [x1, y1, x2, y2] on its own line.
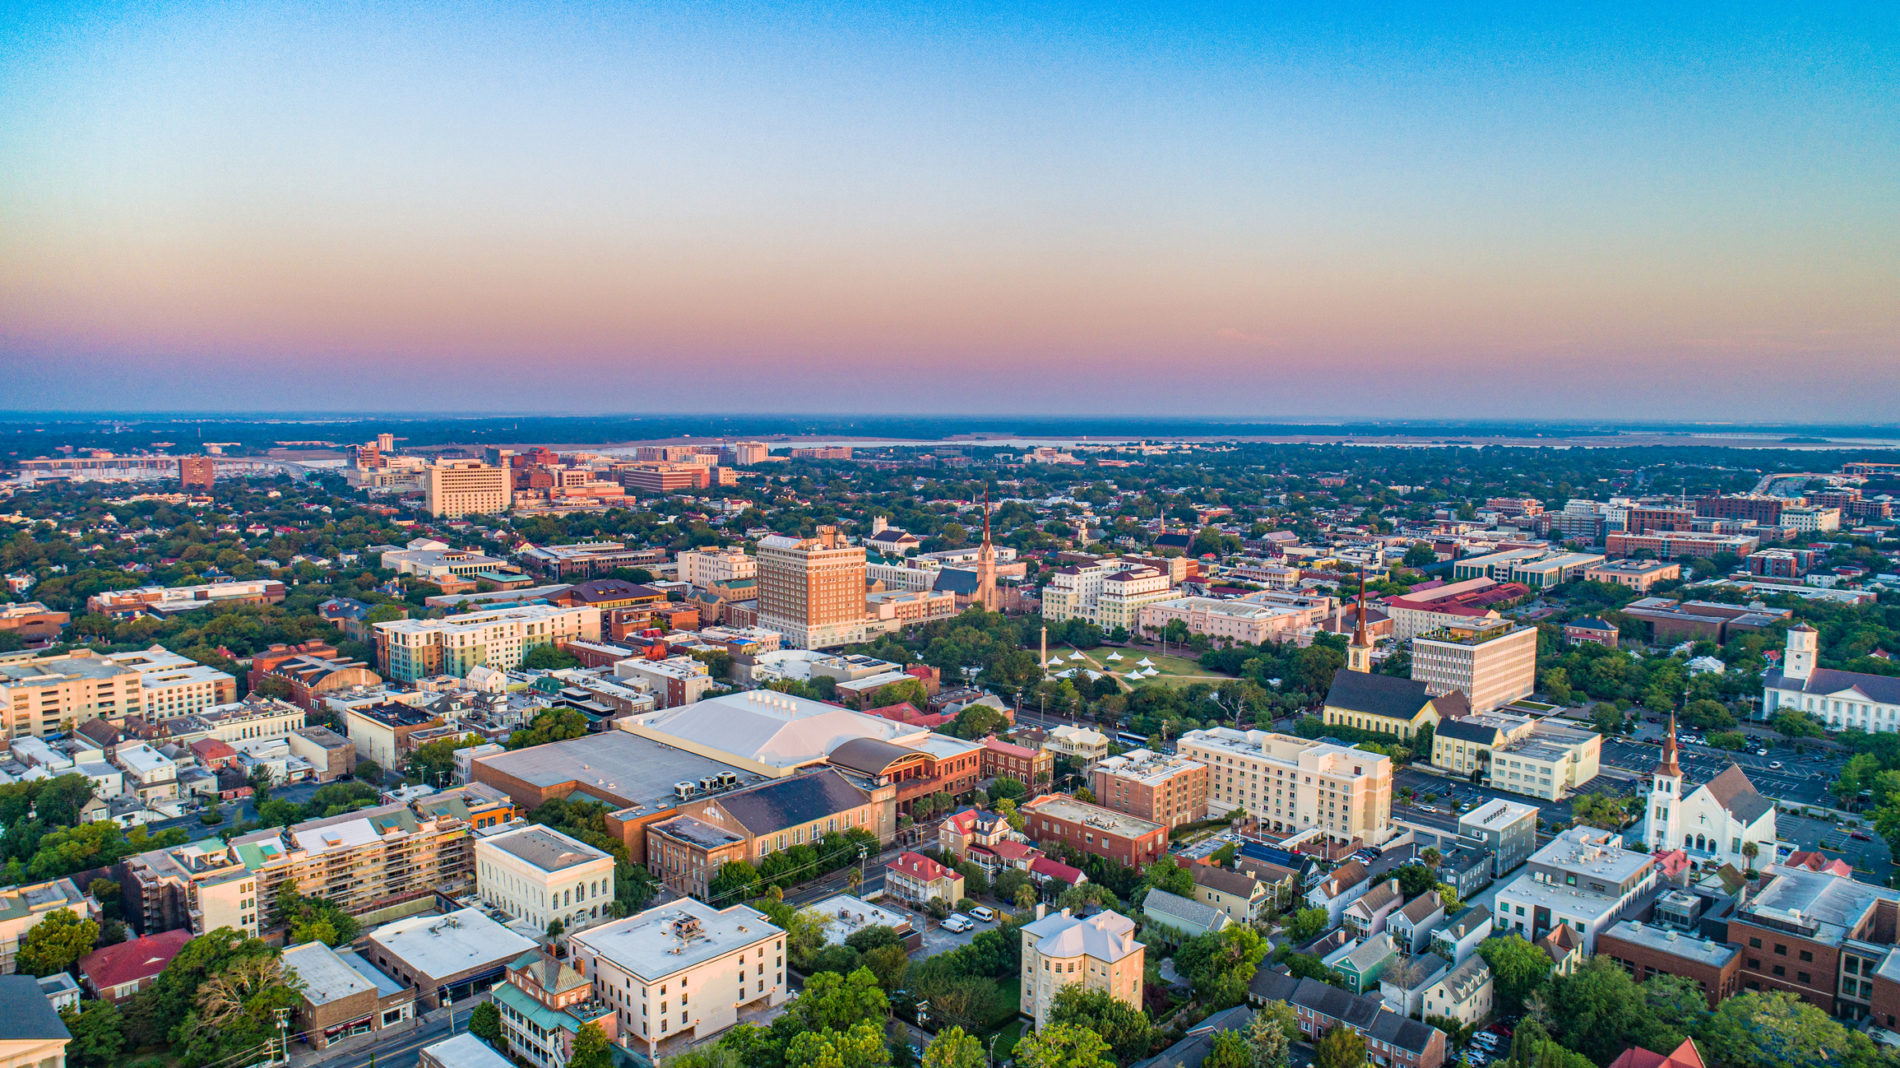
[2, 2, 1897, 419]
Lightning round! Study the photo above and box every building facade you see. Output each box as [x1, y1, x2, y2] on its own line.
[1177, 728, 1393, 845]
[1410, 618, 1537, 715]
[375, 604, 601, 682]
[424, 459, 513, 517]
[476, 824, 618, 934]
[1089, 749, 1210, 829]
[756, 527, 867, 650]
[1019, 907, 1144, 1028]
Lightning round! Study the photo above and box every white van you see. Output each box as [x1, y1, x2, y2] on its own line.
[969, 905, 997, 922]
[943, 913, 974, 932]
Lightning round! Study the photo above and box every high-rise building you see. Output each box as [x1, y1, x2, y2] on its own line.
[373, 604, 601, 682]
[1410, 618, 1537, 715]
[677, 547, 757, 589]
[423, 459, 512, 517]
[177, 455, 216, 492]
[756, 527, 866, 649]
[0, 650, 144, 740]
[725, 441, 771, 465]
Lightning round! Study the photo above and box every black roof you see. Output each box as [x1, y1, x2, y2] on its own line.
[1436, 716, 1507, 745]
[1323, 671, 1435, 721]
[1154, 533, 1193, 549]
[1246, 970, 1438, 1055]
[0, 975, 70, 1041]
[932, 568, 980, 595]
[1132, 1005, 1255, 1068]
[714, 769, 871, 835]
[1767, 668, 1900, 706]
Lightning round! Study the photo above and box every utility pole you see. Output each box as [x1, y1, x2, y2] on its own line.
[443, 988, 456, 1035]
[273, 1006, 290, 1065]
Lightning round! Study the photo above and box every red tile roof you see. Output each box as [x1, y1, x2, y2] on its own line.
[982, 736, 1039, 759]
[1786, 850, 1855, 876]
[888, 851, 956, 882]
[79, 928, 192, 992]
[1030, 857, 1086, 884]
[1607, 1038, 1707, 1068]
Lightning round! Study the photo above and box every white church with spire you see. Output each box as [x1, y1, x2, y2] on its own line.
[1763, 623, 1900, 733]
[1645, 714, 1778, 870]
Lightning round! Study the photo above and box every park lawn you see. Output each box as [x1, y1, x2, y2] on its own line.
[1064, 646, 1230, 688]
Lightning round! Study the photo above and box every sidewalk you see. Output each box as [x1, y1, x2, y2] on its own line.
[287, 989, 491, 1067]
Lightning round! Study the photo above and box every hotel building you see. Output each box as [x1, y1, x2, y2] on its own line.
[1177, 727, 1393, 845]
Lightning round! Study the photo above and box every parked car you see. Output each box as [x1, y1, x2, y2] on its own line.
[1770, 761, 1784, 770]
[1757, 748, 1770, 756]
[969, 905, 997, 922]
[1852, 831, 1873, 841]
[943, 914, 974, 933]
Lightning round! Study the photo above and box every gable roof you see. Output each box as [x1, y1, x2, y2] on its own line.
[1317, 859, 1371, 898]
[1192, 863, 1263, 899]
[78, 928, 192, 991]
[1607, 1038, 1708, 1068]
[1395, 890, 1444, 925]
[1346, 879, 1402, 918]
[1246, 970, 1441, 1055]
[1696, 764, 1774, 824]
[1323, 671, 1435, 722]
[889, 851, 956, 882]
[1142, 887, 1232, 937]
[1766, 667, 1900, 705]
[0, 974, 71, 1041]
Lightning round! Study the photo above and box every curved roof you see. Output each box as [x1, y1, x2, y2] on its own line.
[828, 737, 926, 775]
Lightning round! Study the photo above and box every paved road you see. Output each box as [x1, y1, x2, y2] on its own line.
[302, 994, 490, 1068]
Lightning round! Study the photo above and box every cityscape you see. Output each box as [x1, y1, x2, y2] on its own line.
[3, 5, 1899, 1068]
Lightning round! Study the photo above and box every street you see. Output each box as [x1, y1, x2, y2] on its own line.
[301, 993, 491, 1068]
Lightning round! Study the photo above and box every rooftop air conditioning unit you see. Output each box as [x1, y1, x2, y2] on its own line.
[674, 782, 698, 802]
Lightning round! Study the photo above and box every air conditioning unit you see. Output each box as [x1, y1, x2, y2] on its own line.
[674, 782, 698, 802]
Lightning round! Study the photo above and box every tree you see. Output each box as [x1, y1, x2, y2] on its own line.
[507, 707, 591, 749]
[785, 1020, 891, 1068]
[1282, 908, 1329, 944]
[1697, 990, 1885, 1068]
[1206, 1031, 1253, 1068]
[921, 1026, 986, 1068]
[246, 764, 275, 804]
[354, 758, 385, 784]
[1049, 986, 1154, 1062]
[275, 887, 359, 948]
[467, 1000, 504, 1051]
[570, 1021, 615, 1068]
[789, 967, 890, 1033]
[1175, 925, 1270, 1007]
[1247, 1003, 1297, 1068]
[60, 1000, 124, 1068]
[710, 860, 763, 905]
[1137, 855, 1195, 898]
[1547, 957, 1676, 1065]
[862, 944, 911, 992]
[1477, 934, 1552, 1015]
[1010, 1022, 1118, 1068]
[18, 908, 99, 976]
[1314, 1026, 1368, 1068]
[407, 732, 485, 784]
[522, 644, 582, 671]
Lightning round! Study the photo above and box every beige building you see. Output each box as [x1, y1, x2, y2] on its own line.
[424, 459, 512, 518]
[756, 527, 868, 650]
[1136, 596, 1314, 646]
[1433, 712, 1602, 802]
[0, 650, 143, 740]
[169, 696, 307, 744]
[568, 898, 788, 1058]
[375, 604, 601, 682]
[1410, 618, 1537, 715]
[1041, 724, 1110, 763]
[475, 823, 617, 934]
[1420, 955, 1494, 1026]
[1019, 907, 1145, 1028]
[118, 840, 261, 937]
[1177, 728, 1393, 845]
[1040, 558, 1174, 631]
[0, 879, 96, 975]
[104, 646, 237, 719]
[677, 548, 756, 590]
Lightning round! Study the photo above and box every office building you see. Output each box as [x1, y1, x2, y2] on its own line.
[1410, 618, 1537, 715]
[1604, 530, 1759, 560]
[175, 455, 216, 491]
[567, 898, 787, 1058]
[1583, 559, 1682, 591]
[365, 908, 537, 1004]
[1019, 907, 1144, 1028]
[1020, 793, 1168, 868]
[0, 602, 68, 646]
[424, 459, 512, 517]
[1090, 749, 1209, 829]
[1, 650, 145, 739]
[87, 579, 286, 618]
[1597, 920, 1739, 1010]
[281, 940, 417, 1050]
[1623, 598, 1790, 644]
[756, 527, 867, 650]
[1491, 828, 1656, 953]
[1381, 579, 1528, 642]
[1457, 799, 1539, 877]
[1731, 864, 1900, 1016]
[475, 824, 617, 934]
[676, 548, 756, 590]
[1432, 711, 1600, 801]
[375, 604, 601, 682]
[1177, 727, 1393, 845]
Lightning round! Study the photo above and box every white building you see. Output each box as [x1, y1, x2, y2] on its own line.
[1491, 827, 1656, 953]
[475, 824, 617, 933]
[1410, 617, 1537, 715]
[567, 898, 787, 1058]
[0, 879, 96, 975]
[1644, 723, 1777, 869]
[104, 646, 236, 718]
[112, 742, 179, 802]
[676, 548, 756, 590]
[1763, 624, 1900, 733]
[1040, 559, 1175, 632]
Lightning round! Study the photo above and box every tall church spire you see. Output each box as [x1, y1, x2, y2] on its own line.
[975, 483, 998, 610]
[1347, 568, 1373, 673]
[1657, 710, 1682, 779]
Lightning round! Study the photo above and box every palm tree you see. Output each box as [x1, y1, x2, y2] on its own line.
[847, 866, 864, 896]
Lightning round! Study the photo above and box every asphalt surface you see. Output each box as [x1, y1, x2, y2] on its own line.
[302, 993, 492, 1068]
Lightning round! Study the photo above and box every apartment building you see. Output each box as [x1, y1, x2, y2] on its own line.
[172, 695, 307, 744]
[1248, 972, 1447, 1068]
[0, 879, 95, 975]
[1410, 618, 1537, 715]
[980, 737, 1053, 787]
[1041, 725, 1110, 763]
[1040, 558, 1173, 631]
[1491, 828, 1656, 953]
[1597, 920, 1740, 1010]
[118, 840, 262, 937]
[1458, 799, 1539, 877]
[0, 649, 143, 739]
[375, 604, 601, 682]
[1090, 748, 1210, 829]
[475, 824, 617, 934]
[756, 527, 867, 650]
[1019, 907, 1145, 1028]
[103, 646, 237, 718]
[114, 742, 179, 801]
[613, 655, 715, 709]
[1433, 712, 1602, 801]
[567, 899, 788, 1058]
[342, 702, 444, 769]
[1603, 530, 1759, 560]
[676, 548, 756, 589]
[1134, 597, 1309, 645]
[1176, 727, 1393, 846]
[424, 459, 512, 517]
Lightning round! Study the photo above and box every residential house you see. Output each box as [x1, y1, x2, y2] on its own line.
[1018, 907, 1146, 1028]
[76, 929, 192, 1003]
[1191, 863, 1270, 925]
[1141, 888, 1232, 942]
[1248, 970, 1447, 1068]
[1378, 953, 1450, 1018]
[1388, 891, 1447, 955]
[1343, 880, 1403, 941]
[1429, 906, 1493, 966]
[886, 852, 965, 908]
[1419, 955, 1494, 1027]
[1307, 860, 1373, 926]
[1327, 932, 1399, 995]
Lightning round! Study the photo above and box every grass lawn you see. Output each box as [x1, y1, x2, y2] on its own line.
[990, 1018, 1026, 1060]
[1061, 646, 1231, 690]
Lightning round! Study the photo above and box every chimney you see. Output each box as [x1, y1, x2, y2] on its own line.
[1036, 902, 1047, 921]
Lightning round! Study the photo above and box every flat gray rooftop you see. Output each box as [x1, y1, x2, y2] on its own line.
[473, 730, 765, 813]
[483, 825, 610, 873]
[571, 898, 780, 981]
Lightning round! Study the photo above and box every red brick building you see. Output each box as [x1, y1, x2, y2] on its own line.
[981, 737, 1053, 788]
[1597, 921, 1740, 1008]
[1021, 793, 1168, 869]
[1090, 751, 1209, 830]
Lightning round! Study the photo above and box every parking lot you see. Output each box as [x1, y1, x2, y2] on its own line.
[912, 908, 987, 958]
[1780, 812, 1893, 881]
